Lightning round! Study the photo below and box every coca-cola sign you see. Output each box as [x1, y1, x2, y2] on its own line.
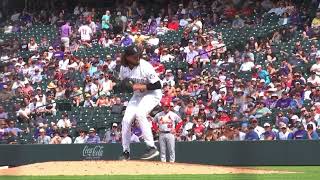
[82, 145, 104, 160]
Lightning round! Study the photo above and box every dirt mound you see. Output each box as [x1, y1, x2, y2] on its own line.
[0, 161, 293, 176]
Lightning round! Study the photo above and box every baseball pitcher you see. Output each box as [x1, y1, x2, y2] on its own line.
[117, 45, 162, 160]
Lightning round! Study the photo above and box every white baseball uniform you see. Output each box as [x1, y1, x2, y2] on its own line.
[119, 59, 162, 152]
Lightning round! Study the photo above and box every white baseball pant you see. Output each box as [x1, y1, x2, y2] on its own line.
[122, 93, 161, 152]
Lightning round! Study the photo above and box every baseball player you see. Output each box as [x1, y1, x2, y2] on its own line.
[154, 102, 182, 163]
[118, 45, 162, 160]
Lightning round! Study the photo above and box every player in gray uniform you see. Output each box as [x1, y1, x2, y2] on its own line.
[154, 102, 182, 162]
[118, 46, 162, 160]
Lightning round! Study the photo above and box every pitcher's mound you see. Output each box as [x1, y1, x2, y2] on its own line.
[0, 161, 293, 176]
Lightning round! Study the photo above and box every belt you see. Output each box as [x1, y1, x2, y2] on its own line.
[160, 131, 171, 134]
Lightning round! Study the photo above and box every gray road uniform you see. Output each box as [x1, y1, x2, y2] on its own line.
[154, 111, 182, 162]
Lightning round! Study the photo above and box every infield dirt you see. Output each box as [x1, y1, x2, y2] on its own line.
[0, 161, 296, 176]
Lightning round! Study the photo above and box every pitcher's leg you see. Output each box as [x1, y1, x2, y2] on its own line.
[121, 97, 139, 153]
[136, 94, 160, 148]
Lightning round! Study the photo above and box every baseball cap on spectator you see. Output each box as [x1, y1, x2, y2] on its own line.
[39, 128, 45, 133]
[36, 87, 41, 91]
[263, 122, 271, 127]
[291, 115, 299, 121]
[280, 123, 287, 129]
[251, 78, 257, 81]
[217, 107, 224, 112]
[89, 128, 95, 133]
[256, 65, 262, 69]
[47, 82, 57, 89]
[112, 123, 118, 127]
[49, 46, 53, 50]
[268, 88, 277, 92]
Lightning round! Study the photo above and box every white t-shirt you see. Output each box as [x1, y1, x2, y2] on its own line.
[310, 63, 320, 75]
[78, 25, 93, 41]
[179, 19, 188, 27]
[160, 54, 175, 62]
[307, 75, 320, 86]
[74, 136, 87, 144]
[28, 43, 38, 51]
[186, 50, 199, 64]
[119, 59, 162, 97]
[57, 119, 71, 128]
[192, 20, 202, 31]
[59, 59, 69, 71]
[61, 136, 72, 144]
[254, 126, 265, 138]
[147, 37, 159, 46]
[89, 21, 96, 34]
[240, 61, 255, 72]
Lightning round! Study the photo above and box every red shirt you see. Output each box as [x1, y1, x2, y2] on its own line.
[168, 21, 179, 31]
[161, 94, 173, 105]
[219, 114, 231, 122]
[224, 8, 237, 18]
[152, 62, 165, 74]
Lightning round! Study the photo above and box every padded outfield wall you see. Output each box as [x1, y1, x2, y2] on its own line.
[0, 141, 320, 166]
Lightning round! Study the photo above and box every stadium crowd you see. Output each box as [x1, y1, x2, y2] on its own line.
[0, 0, 320, 144]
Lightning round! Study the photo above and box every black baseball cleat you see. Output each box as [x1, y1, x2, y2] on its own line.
[119, 151, 130, 160]
[140, 146, 159, 160]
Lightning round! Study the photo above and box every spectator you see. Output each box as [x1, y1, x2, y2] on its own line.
[28, 37, 38, 52]
[36, 128, 51, 144]
[276, 123, 293, 140]
[245, 125, 260, 141]
[275, 91, 292, 109]
[103, 123, 121, 143]
[232, 15, 245, 29]
[250, 117, 265, 138]
[74, 129, 87, 144]
[60, 22, 72, 49]
[85, 128, 100, 144]
[50, 131, 62, 144]
[0, 106, 8, 120]
[78, 22, 93, 47]
[239, 54, 255, 72]
[293, 122, 308, 140]
[261, 123, 276, 140]
[101, 10, 111, 30]
[306, 124, 319, 140]
[57, 112, 71, 129]
[60, 129, 72, 144]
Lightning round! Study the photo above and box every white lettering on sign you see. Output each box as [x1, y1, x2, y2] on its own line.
[82, 145, 104, 160]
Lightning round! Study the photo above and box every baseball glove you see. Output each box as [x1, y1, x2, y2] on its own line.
[114, 78, 134, 93]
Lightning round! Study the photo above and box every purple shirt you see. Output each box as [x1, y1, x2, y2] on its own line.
[61, 24, 71, 38]
[53, 51, 64, 60]
[262, 130, 275, 140]
[85, 135, 101, 144]
[275, 98, 292, 108]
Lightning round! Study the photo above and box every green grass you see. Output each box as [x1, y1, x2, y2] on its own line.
[0, 166, 319, 180]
